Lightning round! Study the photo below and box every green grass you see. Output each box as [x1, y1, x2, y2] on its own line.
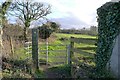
[55, 33, 97, 39]
[4, 33, 98, 78]
[14, 48, 32, 60]
[13, 33, 97, 66]
[4, 33, 115, 78]
[51, 33, 97, 45]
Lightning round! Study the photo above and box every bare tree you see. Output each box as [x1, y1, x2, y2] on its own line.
[0, 0, 12, 48]
[2, 0, 12, 24]
[9, 0, 51, 41]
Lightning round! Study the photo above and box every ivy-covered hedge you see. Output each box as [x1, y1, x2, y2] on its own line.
[95, 2, 120, 72]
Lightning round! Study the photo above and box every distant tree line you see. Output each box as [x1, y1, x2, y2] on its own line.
[58, 26, 98, 36]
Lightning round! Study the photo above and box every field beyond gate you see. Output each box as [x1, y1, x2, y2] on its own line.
[38, 43, 68, 66]
[24, 42, 68, 67]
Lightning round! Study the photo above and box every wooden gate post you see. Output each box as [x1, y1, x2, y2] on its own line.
[46, 39, 48, 65]
[70, 37, 74, 64]
[32, 28, 39, 70]
[70, 37, 74, 77]
[67, 44, 70, 65]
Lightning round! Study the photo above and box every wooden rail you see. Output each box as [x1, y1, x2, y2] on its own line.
[70, 37, 97, 44]
[72, 48, 95, 57]
[39, 50, 66, 52]
[68, 37, 96, 65]
[39, 55, 66, 58]
[69, 37, 97, 77]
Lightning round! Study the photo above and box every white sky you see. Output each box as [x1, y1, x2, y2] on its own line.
[0, 0, 115, 29]
[33, 0, 111, 28]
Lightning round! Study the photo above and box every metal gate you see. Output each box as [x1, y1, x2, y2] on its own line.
[38, 43, 68, 66]
[24, 42, 68, 67]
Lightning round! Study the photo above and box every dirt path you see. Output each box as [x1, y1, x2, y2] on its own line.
[40, 64, 71, 78]
[40, 64, 93, 79]
[44, 68, 62, 78]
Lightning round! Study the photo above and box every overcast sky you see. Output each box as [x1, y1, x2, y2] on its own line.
[1, 0, 115, 29]
[34, 0, 112, 29]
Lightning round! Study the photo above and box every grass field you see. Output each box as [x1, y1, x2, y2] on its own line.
[2, 33, 97, 78]
[55, 33, 96, 38]
[13, 33, 97, 66]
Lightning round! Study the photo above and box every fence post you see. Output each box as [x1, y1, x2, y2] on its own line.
[32, 28, 39, 71]
[70, 37, 74, 77]
[70, 37, 74, 64]
[46, 39, 48, 65]
[67, 45, 70, 65]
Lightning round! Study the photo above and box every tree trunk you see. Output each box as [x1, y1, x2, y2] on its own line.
[23, 27, 28, 41]
[9, 36, 14, 57]
[0, 28, 3, 48]
[1, 0, 12, 53]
